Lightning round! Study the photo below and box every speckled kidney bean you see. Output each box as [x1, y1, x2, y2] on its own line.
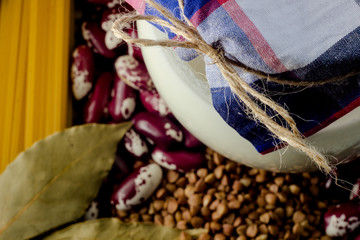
[84, 72, 113, 123]
[101, 5, 136, 51]
[182, 126, 204, 149]
[82, 21, 117, 58]
[111, 163, 162, 210]
[123, 128, 149, 159]
[104, 30, 124, 51]
[324, 201, 360, 237]
[71, 45, 95, 100]
[108, 74, 137, 122]
[101, 4, 133, 32]
[132, 112, 183, 150]
[114, 55, 155, 91]
[151, 147, 205, 172]
[112, 153, 133, 179]
[139, 90, 171, 116]
[84, 201, 100, 220]
[126, 28, 143, 62]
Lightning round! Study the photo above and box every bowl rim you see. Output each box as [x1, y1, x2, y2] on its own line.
[137, 20, 360, 172]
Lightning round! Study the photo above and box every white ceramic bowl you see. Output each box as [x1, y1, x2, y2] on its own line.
[138, 20, 360, 172]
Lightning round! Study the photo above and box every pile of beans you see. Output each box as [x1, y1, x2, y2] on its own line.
[114, 149, 342, 240]
[73, 1, 360, 239]
[72, 0, 206, 225]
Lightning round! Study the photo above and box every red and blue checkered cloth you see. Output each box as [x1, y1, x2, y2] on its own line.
[127, 0, 360, 154]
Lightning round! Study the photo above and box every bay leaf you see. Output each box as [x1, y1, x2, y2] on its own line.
[0, 123, 132, 240]
[43, 218, 207, 240]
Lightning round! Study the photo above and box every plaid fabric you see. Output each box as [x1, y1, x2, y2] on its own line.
[127, 0, 360, 153]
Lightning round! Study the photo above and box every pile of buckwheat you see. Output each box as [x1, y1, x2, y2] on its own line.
[114, 148, 337, 240]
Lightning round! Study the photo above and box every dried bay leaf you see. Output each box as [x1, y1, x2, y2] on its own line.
[0, 123, 132, 240]
[43, 218, 207, 240]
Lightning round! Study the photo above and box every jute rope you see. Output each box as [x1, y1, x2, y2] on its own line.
[112, 0, 337, 174]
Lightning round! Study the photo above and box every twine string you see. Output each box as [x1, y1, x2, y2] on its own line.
[112, 0, 334, 174]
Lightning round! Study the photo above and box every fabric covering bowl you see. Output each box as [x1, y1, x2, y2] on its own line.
[137, 20, 360, 172]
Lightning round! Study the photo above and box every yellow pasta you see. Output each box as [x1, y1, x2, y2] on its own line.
[45, 1, 56, 137]
[0, 1, 11, 171]
[0, 0, 72, 173]
[24, 0, 39, 148]
[9, 0, 29, 164]
[1, 0, 23, 170]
